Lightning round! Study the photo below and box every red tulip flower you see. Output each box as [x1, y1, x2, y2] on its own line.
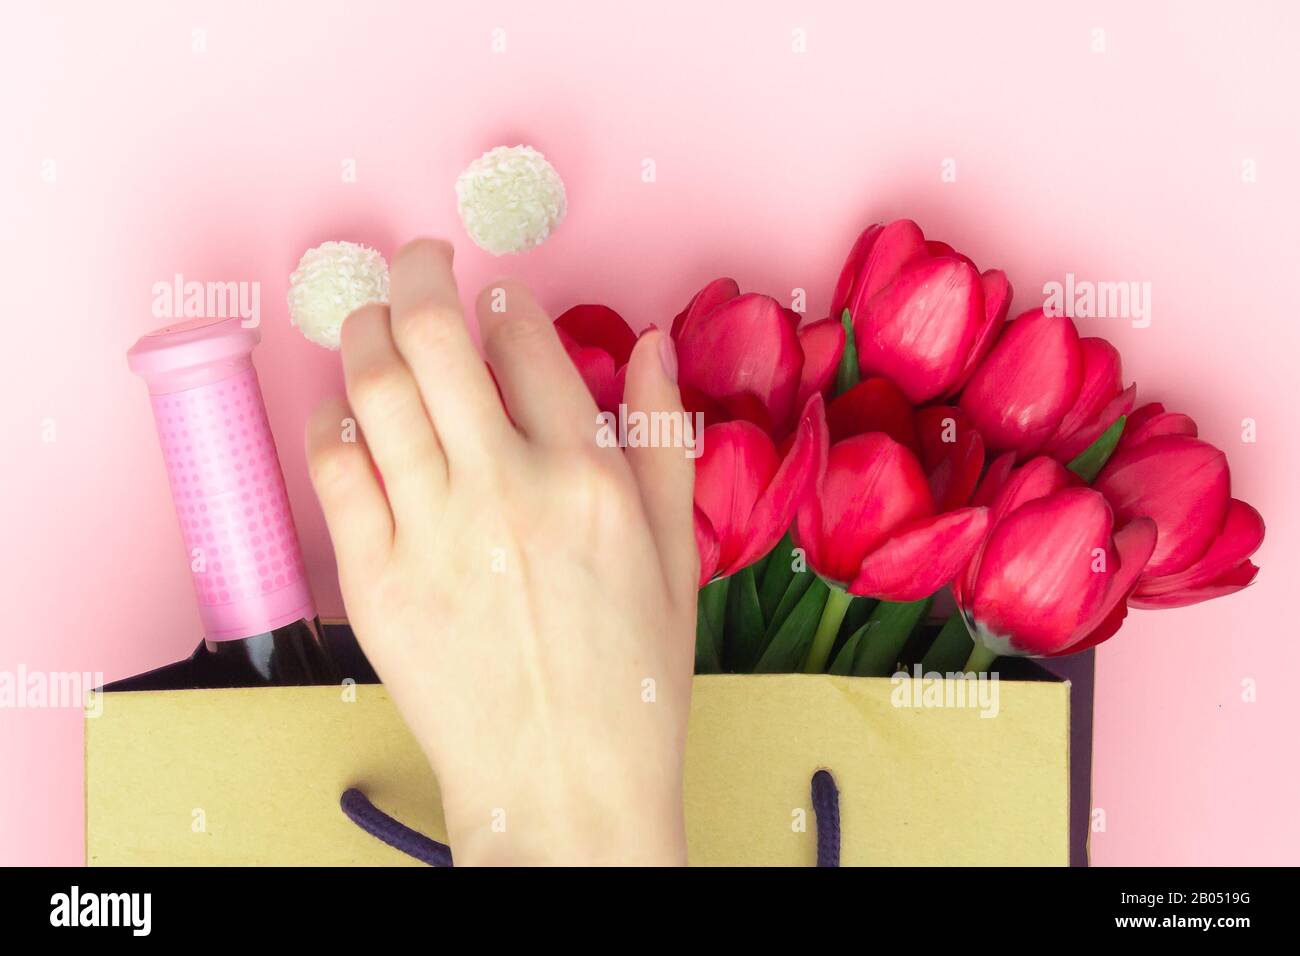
[915, 405, 986, 513]
[960, 309, 1136, 461]
[826, 376, 919, 448]
[694, 395, 828, 585]
[793, 431, 989, 601]
[793, 316, 845, 410]
[826, 377, 985, 511]
[672, 278, 805, 436]
[671, 277, 739, 340]
[554, 304, 638, 414]
[1093, 404, 1264, 608]
[955, 456, 1158, 658]
[833, 219, 1012, 404]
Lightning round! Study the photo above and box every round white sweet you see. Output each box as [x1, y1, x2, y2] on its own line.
[455, 145, 567, 255]
[286, 241, 390, 349]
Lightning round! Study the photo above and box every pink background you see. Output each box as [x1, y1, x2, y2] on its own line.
[2, 1, 1296, 865]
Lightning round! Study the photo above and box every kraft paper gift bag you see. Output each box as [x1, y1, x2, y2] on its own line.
[86, 624, 1093, 866]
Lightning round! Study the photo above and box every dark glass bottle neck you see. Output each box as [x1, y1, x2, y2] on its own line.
[199, 617, 340, 687]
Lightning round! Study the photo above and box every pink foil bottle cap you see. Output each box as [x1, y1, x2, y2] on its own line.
[128, 317, 318, 641]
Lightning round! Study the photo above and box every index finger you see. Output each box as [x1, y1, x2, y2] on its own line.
[387, 238, 519, 467]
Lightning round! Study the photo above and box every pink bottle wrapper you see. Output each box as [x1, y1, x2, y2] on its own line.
[128, 317, 317, 641]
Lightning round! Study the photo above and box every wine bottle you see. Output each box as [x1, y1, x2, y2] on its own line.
[128, 316, 339, 687]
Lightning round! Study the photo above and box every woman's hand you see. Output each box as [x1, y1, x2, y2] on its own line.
[305, 239, 697, 865]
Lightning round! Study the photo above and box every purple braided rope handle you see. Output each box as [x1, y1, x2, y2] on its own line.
[811, 769, 841, 867]
[340, 789, 453, 867]
[342, 770, 841, 867]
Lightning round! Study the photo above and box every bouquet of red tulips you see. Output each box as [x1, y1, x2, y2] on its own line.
[557, 219, 1265, 676]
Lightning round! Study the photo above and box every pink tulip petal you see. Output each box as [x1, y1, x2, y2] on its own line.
[850, 506, 990, 601]
[693, 421, 780, 575]
[555, 304, 638, 368]
[951, 269, 1012, 393]
[718, 392, 777, 436]
[956, 450, 1016, 605]
[795, 317, 846, 410]
[724, 394, 828, 575]
[671, 277, 740, 340]
[958, 454, 1069, 608]
[926, 241, 982, 273]
[1129, 561, 1259, 609]
[1121, 402, 1167, 438]
[959, 309, 1085, 458]
[1049, 383, 1137, 463]
[826, 377, 919, 450]
[795, 431, 931, 586]
[1135, 411, 1197, 442]
[916, 405, 985, 511]
[1134, 498, 1264, 600]
[678, 383, 729, 431]
[564, 343, 620, 414]
[1095, 434, 1230, 578]
[972, 451, 1017, 508]
[970, 488, 1113, 655]
[1121, 408, 1199, 453]
[857, 256, 983, 403]
[677, 292, 803, 435]
[1046, 593, 1128, 657]
[1068, 516, 1157, 645]
[841, 219, 927, 320]
[924, 239, 960, 261]
[1042, 338, 1125, 454]
[988, 455, 1076, 525]
[830, 224, 882, 321]
[1048, 516, 1158, 654]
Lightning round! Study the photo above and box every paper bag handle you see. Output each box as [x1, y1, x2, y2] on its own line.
[340, 789, 453, 866]
[341, 769, 841, 867]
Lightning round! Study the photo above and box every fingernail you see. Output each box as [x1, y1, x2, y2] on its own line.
[658, 333, 678, 383]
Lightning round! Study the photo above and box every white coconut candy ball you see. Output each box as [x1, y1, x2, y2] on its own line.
[455, 145, 567, 255]
[287, 241, 390, 349]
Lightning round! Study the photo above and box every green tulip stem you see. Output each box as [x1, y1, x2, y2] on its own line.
[802, 583, 854, 674]
[962, 641, 999, 675]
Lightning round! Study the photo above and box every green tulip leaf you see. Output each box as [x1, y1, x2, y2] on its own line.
[840, 595, 876, 639]
[833, 308, 859, 397]
[694, 615, 720, 674]
[764, 569, 815, 640]
[754, 577, 830, 673]
[850, 597, 933, 677]
[757, 533, 798, 622]
[694, 577, 729, 674]
[723, 565, 767, 672]
[918, 611, 975, 674]
[832, 595, 877, 663]
[1067, 415, 1126, 484]
[828, 625, 868, 676]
